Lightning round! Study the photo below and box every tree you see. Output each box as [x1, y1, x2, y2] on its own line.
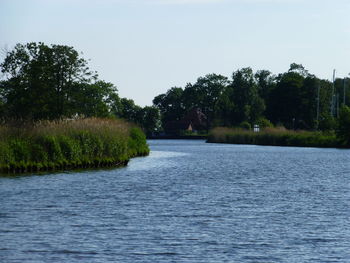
[118, 98, 143, 124]
[153, 87, 185, 125]
[115, 99, 160, 135]
[255, 70, 276, 121]
[183, 74, 229, 129]
[298, 76, 319, 129]
[141, 106, 161, 135]
[70, 81, 119, 117]
[337, 105, 350, 145]
[288, 63, 309, 77]
[230, 68, 265, 125]
[317, 79, 334, 130]
[150, 64, 341, 132]
[0, 42, 121, 120]
[334, 77, 350, 108]
[268, 68, 304, 128]
[255, 70, 275, 102]
[213, 87, 235, 127]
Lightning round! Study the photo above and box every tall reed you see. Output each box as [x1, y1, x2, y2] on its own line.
[208, 127, 341, 148]
[0, 118, 149, 174]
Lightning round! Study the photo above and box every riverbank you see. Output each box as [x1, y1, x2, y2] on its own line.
[207, 127, 343, 148]
[0, 118, 149, 174]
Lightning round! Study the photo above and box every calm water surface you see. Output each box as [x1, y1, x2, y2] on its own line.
[1, 140, 350, 262]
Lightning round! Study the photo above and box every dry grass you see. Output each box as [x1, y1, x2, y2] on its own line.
[0, 117, 129, 138]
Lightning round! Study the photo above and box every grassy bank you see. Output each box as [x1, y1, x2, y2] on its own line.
[208, 127, 342, 148]
[0, 118, 149, 174]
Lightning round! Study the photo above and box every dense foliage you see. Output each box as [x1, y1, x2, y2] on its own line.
[1, 42, 349, 145]
[336, 105, 350, 146]
[0, 42, 161, 135]
[0, 42, 153, 174]
[0, 118, 149, 173]
[153, 64, 350, 133]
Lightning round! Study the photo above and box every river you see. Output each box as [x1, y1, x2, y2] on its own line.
[1, 140, 350, 262]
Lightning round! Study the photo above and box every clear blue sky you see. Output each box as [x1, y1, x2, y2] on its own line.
[1, 0, 349, 106]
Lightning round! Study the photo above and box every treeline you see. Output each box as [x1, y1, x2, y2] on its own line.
[153, 64, 350, 132]
[0, 42, 153, 173]
[0, 42, 160, 135]
[1, 43, 349, 141]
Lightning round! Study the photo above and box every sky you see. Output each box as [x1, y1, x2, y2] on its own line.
[1, 0, 350, 106]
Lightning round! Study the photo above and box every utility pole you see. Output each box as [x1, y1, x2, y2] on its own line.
[344, 78, 346, 106]
[343, 77, 348, 106]
[331, 69, 336, 116]
[316, 82, 320, 129]
[336, 93, 339, 118]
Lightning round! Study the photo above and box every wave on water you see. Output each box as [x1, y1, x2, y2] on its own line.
[126, 151, 188, 171]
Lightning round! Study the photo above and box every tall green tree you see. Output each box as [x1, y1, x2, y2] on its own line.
[0, 42, 120, 120]
[153, 87, 185, 124]
[213, 87, 235, 127]
[141, 106, 161, 135]
[70, 81, 119, 117]
[268, 66, 305, 128]
[115, 99, 160, 135]
[183, 74, 229, 129]
[118, 98, 143, 124]
[337, 105, 350, 145]
[230, 67, 265, 125]
[298, 76, 319, 129]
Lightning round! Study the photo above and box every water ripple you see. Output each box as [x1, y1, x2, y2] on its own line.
[0, 140, 350, 262]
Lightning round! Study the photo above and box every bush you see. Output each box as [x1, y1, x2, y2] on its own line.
[256, 118, 273, 129]
[318, 113, 336, 131]
[239, 121, 251, 130]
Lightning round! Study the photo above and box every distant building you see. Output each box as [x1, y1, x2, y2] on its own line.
[164, 120, 193, 135]
[164, 108, 207, 135]
[182, 108, 207, 131]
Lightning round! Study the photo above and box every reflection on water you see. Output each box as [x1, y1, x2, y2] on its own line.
[126, 150, 188, 171]
[0, 140, 350, 262]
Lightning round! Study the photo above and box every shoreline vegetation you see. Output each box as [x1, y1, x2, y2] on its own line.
[0, 118, 149, 174]
[1, 42, 349, 171]
[207, 127, 346, 148]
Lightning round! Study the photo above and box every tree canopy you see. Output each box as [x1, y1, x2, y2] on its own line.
[0, 42, 161, 135]
[1, 43, 348, 137]
[152, 63, 349, 133]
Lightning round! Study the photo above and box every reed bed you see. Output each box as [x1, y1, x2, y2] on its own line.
[208, 127, 341, 148]
[0, 118, 149, 174]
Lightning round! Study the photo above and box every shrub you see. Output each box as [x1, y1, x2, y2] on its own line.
[256, 118, 274, 128]
[239, 121, 251, 130]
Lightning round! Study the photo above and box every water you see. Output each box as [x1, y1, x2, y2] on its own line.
[1, 140, 350, 262]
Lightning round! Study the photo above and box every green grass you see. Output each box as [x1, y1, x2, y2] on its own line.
[207, 127, 342, 148]
[0, 118, 149, 174]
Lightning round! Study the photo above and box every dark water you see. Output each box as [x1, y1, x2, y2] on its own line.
[1, 140, 350, 263]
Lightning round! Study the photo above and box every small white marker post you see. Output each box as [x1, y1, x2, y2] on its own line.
[253, 124, 260, 133]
